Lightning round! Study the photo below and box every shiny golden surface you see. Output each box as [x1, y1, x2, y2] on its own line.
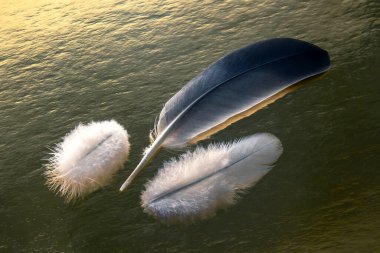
[0, 0, 379, 252]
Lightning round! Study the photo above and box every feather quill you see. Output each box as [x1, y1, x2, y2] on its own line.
[120, 38, 330, 191]
[141, 133, 283, 223]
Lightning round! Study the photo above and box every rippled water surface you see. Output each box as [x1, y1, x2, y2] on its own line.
[1, 0, 379, 252]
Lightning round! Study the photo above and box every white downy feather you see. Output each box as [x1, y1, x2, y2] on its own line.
[45, 120, 130, 202]
[141, 133, 283, 223]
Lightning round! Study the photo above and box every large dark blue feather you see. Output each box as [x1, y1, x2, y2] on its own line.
[156, 38, 330, 147]
[120, 38, 330, 192]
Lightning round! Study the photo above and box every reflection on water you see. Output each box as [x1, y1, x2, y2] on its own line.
[0, 0, 379, 252]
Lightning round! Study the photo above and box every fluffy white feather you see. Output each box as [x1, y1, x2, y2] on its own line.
[45, 120, 130, 202]
[141, 133, 283, 224]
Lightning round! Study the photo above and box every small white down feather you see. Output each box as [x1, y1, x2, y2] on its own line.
[45, 120, 130, 202]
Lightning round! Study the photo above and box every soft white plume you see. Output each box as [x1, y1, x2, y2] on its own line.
[141, 133, 283, 224]
[45, 120, 130, 202]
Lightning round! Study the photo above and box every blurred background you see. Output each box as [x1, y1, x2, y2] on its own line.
[0, 0, 379, 252]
